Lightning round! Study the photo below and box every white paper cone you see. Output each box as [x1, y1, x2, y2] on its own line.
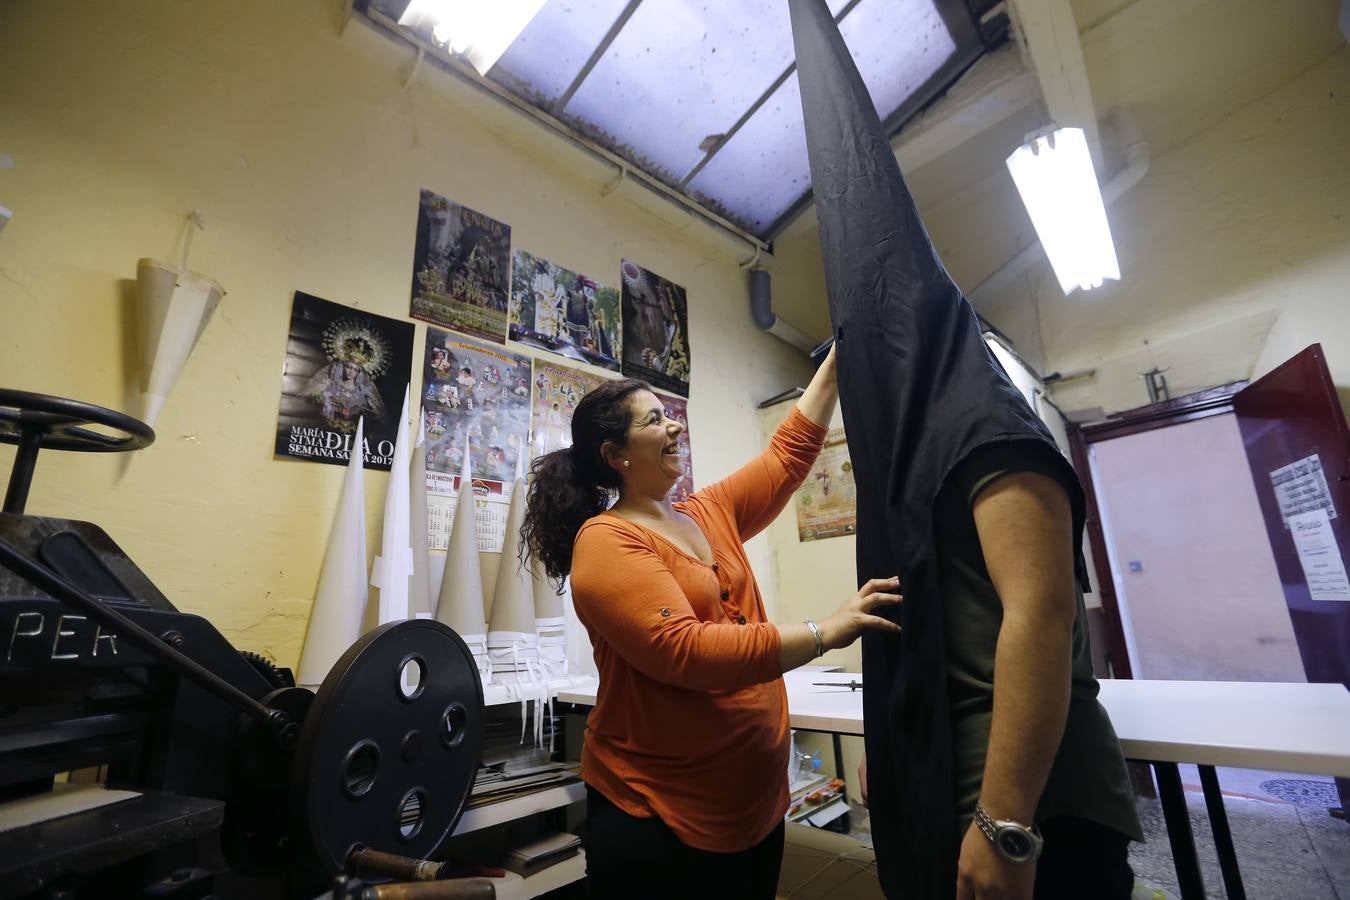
[436, 440, 487, 641]
[136, 258, 224, 428]
[562, 579, 597, 678]
[488, 463, 538, 687]
[531, 560, 566, 622]
[297, 417, 368, 687]
[408, 410, 434, 619]
[371, 386, 412, 625]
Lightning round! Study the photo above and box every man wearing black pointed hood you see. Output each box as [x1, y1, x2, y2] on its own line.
[788, 1, 1143, 898]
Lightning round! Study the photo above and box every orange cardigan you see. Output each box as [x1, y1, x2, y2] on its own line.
[570, 407, 827, 852]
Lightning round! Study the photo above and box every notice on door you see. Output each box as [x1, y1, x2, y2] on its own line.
[1269, 454, 1337, 526]
[1288, 508, 1350, 602]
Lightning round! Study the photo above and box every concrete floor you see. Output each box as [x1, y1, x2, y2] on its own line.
[830, 768, 1350, 899]
[1129, 768, 1349, 899]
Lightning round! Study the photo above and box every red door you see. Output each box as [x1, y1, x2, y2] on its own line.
[1234, 344, 1350, 810]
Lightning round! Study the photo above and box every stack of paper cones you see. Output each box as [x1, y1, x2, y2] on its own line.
[371, 387, 412, 626]
[533, 562, 568, 680]
[563, 577, 597, 679]
[297, 417, 368, 689]
[136, 258, 224, 427]
[488, 447, 538, 685]
[408, 411, 435, 619]
[435, 440, 488, 674]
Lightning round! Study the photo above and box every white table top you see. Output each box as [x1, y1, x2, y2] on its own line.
[556, 673, 1350, 778]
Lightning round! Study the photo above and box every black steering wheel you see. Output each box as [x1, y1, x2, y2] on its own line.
[0, 389, 155, 514]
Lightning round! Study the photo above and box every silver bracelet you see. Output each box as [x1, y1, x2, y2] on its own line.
[804, 620, 826, 658]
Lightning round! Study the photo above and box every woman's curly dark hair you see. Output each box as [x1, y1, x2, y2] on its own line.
[521, 378, 651, 587]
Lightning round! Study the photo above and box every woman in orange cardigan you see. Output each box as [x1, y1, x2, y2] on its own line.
[522, 346, 900, 899]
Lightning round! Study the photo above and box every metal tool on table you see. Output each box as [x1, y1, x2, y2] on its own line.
[0, 389, 491, 898]
[813, 679, 863, 691]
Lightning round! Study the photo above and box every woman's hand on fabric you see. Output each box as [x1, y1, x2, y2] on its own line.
[820, 576, 902, 649]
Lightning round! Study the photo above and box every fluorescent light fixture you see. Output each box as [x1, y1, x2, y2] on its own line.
[398, 0, 547, 76]
[1005, 127, 1120, 295]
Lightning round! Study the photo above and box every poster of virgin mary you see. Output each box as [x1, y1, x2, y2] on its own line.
[274, 291, 414, 470]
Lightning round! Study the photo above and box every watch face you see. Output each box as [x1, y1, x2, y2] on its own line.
[998, 828, 1033, 861]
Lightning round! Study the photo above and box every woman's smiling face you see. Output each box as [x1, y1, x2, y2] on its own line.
[620, 390, 686, 490]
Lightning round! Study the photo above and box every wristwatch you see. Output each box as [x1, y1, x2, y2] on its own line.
[974, 801, 1043, 864]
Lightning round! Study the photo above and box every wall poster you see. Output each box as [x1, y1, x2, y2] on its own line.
[274, 291, 414, 470]
[620, 260, 691, 397]
[655, 391, 695, 503]
[420, 328, 533, 551]
[509, 249, 622, 373]
[1289, 508, 1350, 602]
[1270, 453, 1337, 526]
[530, 360, 609, 459]
[409, 189, 511, 344]
[794, 427, 857, 541]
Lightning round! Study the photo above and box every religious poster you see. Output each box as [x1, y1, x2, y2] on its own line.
[274, 291, 414, 470]
[420, 328, 533, 550]
[409, 189, 511, 344]
[794, 427, 856, 541]
[620, 260, 691, 397]
[509, 249, 622, 372]
[529, 360, 608, 459]
[655, 391, 696, 503]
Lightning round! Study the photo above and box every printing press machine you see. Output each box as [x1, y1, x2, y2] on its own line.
[0, 390, 495, 899]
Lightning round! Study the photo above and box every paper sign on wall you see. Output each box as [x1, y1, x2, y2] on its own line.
[1270, 454, 1337, 526]
[1288, 508, 1350, 602]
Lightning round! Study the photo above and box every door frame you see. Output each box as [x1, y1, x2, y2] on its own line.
[1067, 381, 1248, 679]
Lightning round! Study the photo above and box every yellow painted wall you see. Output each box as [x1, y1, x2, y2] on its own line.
[0, 0, 810, 666]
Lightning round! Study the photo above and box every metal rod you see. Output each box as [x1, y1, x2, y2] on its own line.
[551, 0, 644, 115]
[351, 847, 448, 882]
[0, 539, 284, 733]
[4, 427, 43, 514]
[1199, 765, 1247, 900]
[1154, 762, 1206, 900]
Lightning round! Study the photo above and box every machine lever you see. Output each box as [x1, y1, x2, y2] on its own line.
[0, 538, 295, 745]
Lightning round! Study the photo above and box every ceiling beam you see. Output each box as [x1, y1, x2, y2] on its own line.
[551, 0, 644, 115]
[1008, 0, 1102, 166]
[891, 45, 1040, 173]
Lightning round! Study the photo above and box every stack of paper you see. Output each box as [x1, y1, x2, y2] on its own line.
[502, 831, 582, 878]
[467, 762, 580, 806]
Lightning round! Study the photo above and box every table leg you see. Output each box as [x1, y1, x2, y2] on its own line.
[832, 733, 845, 781]
[1154, 761, 1206, 900]
[1198, 765, 1246, 900]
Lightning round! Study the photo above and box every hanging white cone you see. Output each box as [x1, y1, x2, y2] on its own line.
[136, 258, 224, 427]
[436, 439, 488, 675]
[371, 386, 413, 625]
[408, 410, 435, 620]
[297, 417, 368, 688]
